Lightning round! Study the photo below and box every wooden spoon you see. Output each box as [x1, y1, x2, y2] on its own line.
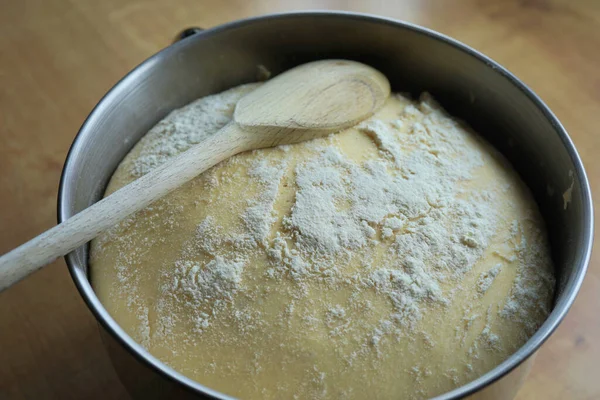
[0, 59, 390, 292]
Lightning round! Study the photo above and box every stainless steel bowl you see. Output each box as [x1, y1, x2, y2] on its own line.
[57, 11, 593, 400]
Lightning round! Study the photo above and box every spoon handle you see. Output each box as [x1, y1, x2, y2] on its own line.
[0, 122, 249, 292]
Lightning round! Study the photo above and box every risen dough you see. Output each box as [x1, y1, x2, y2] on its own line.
[91, 84, 554, 399]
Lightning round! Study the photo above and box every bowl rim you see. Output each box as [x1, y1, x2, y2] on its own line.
[58, 10, 594, 400]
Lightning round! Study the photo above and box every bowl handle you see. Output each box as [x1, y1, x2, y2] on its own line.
[173, 27, 204, 43]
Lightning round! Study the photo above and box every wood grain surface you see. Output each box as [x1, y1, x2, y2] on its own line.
[0, 0, 598, 399]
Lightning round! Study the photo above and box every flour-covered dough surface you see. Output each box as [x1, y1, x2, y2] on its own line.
[91, 83, 555, 399]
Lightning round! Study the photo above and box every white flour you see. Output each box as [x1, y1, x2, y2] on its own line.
[477, 264, 502, 296]
[93, 85, 555, 397]
[131, 84, 260, 176]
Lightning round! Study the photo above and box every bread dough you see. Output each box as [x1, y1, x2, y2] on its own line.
[91, 84, 555, 399]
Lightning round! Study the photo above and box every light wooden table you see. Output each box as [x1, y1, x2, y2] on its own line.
[0, 0, 598, 399]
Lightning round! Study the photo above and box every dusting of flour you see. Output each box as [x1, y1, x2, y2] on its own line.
[91, 84, 555, 400]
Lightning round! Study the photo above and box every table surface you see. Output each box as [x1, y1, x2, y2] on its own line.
[0, 0, 598, 399]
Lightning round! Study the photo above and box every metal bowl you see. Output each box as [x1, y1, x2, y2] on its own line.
[57, 11, 593, 400]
